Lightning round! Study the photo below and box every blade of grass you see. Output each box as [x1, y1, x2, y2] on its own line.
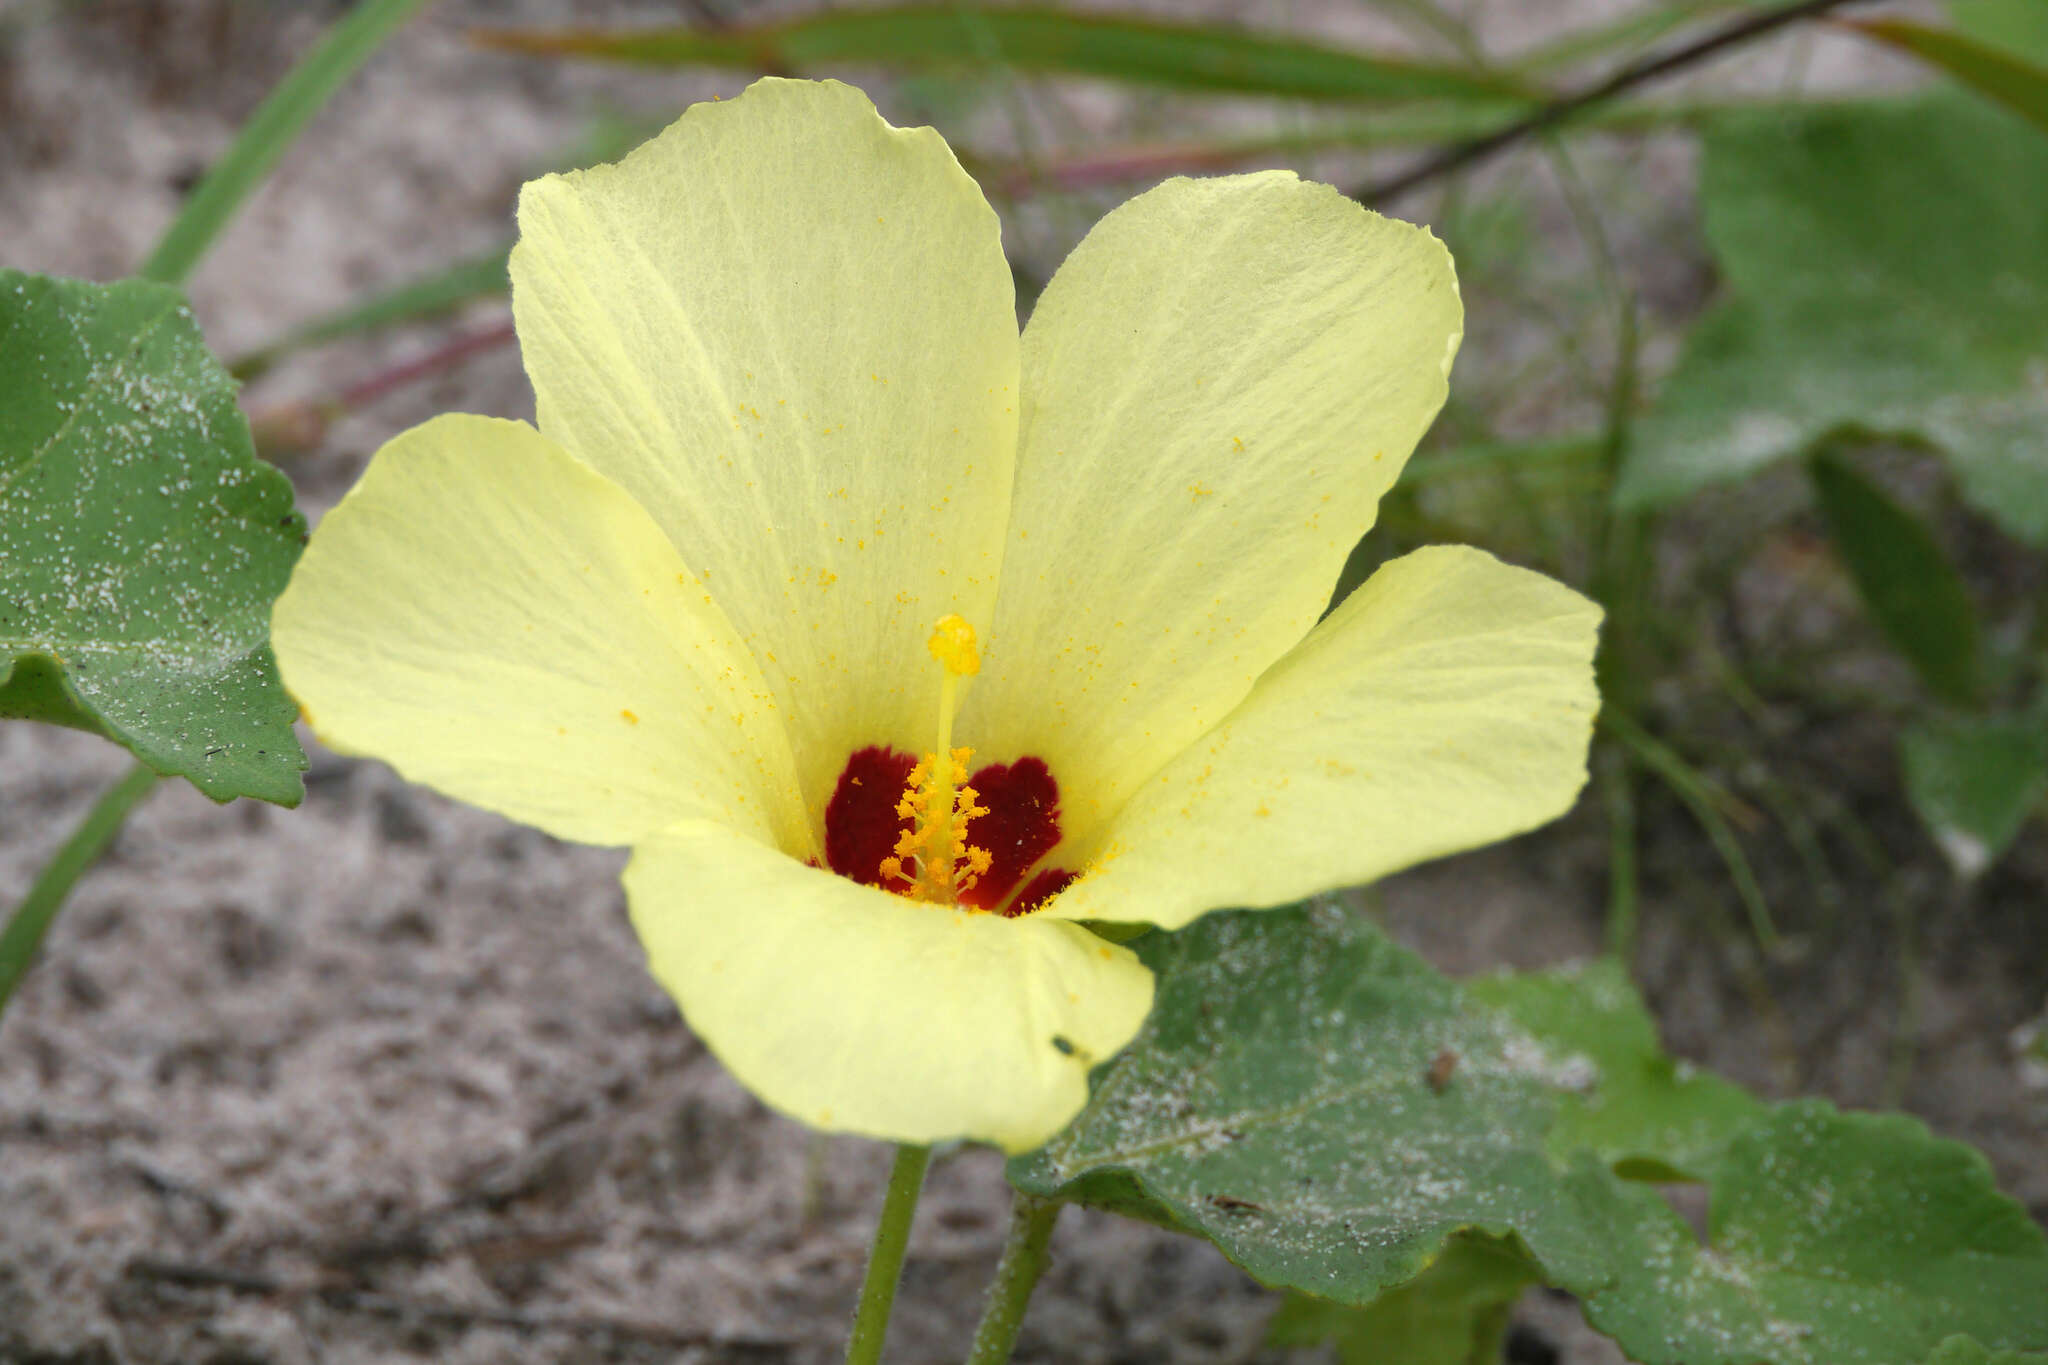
[1511, 0, 1750, 74]
[1848, 19, 2048, 132]
[0, 762, 160, 1018]
[1601, 747, 1641, 961]
[1603, 710, 1780, 951]
[472, 6, 1538, 104]
[141, 0, 434, 286]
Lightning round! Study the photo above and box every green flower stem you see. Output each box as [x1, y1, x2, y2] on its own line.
[0, 761, 160, 1018]
[140, 0, 433, 287]
[845, 1142, 931, 1365]
[963, 1194, 1062, 1365]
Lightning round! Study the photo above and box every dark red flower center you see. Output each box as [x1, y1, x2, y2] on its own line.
[822, 745, 1075, 916]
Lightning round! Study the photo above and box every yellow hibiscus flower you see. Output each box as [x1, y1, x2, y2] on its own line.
[271, 78, 1600, 1155]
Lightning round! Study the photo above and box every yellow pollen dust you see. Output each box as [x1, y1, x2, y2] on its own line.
[879, 616, 993, 904]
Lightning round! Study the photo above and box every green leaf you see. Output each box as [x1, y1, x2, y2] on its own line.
[1577, 1103, 2048, 1364]
[1010, 903, 1624, 1304]
[1265, 1233, 1537, 1365]
[1901, 712, 2048, 877]
[1853, 20, 2048, 134]
[471, 6, 1535, 104]
[0, 270, 307, 804]
[1925, 1336, 2048, 1365]
[1616, 96, 2048, 544]
[1808, 450, 1985, 708]
[1018, 906, 2048, 1363]
[1951, 0, 2048, 64]
[1466, 958, 1768, 1182]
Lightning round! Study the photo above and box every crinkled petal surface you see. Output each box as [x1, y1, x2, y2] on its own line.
[511, 78, 1019, 819]
[963, 172, 1462, 840]
[625, 820, 1156, 1153]
[272, 414, 807, 852]
[1047, 546, 1600, 930]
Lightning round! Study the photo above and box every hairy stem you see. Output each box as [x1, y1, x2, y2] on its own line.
[964, 1194, 1062, 1365]
[845, 1142, 931, 1365]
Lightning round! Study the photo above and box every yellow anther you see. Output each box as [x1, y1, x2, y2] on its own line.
[877, 617, 997, 905]
[927, 614, 981, 677]
[888, 747, 993, 905]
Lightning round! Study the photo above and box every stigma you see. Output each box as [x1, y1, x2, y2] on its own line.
[926, 613, 980, 677]
[877, 616, 993, 903]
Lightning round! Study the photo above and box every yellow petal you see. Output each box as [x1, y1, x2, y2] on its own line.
[511, 78, 1019, 820]
[272, 414, 808, 852]
[962, 173, 1462, 843]
[1046, 547, 1600, 930]
[625, 820, 1156, 1153]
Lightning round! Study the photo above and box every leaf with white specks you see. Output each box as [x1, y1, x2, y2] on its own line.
[1009, 902, 1629, 1304]
[0, 269, 306, 803]
[1577, 1103, 2048, 1364]
[1466, 956, 1768, 1182]
[1013, 904, 2048, 1363]
[1924, 1336, 2048, 1365]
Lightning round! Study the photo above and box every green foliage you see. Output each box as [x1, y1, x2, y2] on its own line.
[1952, 0, 2048, 63]
[1017, 905, 2048, 1363]
[1854, 19, 2048, 134]
[471, 6, 1534, 104]
[1265, 1233, 1535, 1365]
[1466, 958, 1766, 1182]
[1010, 902, 1627, 1305]
[1617, 96, 2048, 545]
[1926, 1337, 2048, 1365]
[1902, 712, 2048, 878]
[1808, 451, 1985, 709]
[0, 270, 306, 805]
[1578, 1103, 2048, 1364]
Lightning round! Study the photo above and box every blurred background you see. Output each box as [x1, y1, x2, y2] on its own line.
[2, 0, 2043, 1360]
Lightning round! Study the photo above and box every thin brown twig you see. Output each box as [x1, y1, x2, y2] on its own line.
[244, 317, 519, 459]
[1352, 0, 1881, 207]
[334, 317, 517, 410]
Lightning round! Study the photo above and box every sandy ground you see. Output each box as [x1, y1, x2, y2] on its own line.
[3, 2, 2041, 1362]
